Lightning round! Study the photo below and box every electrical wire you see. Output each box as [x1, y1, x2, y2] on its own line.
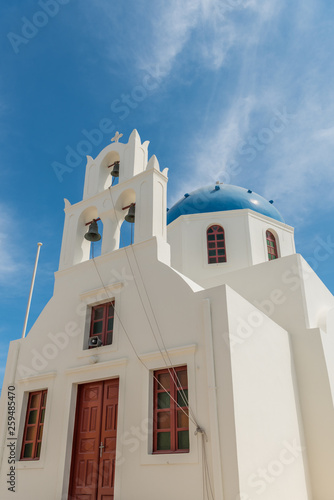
[105, 184, 215, 498]
[107, 186, 199, 427]
[88, 180, 215, 499]
[91, 256, 195, 426]
[129, 245, 198, 423]
[203, 433, 215, 500]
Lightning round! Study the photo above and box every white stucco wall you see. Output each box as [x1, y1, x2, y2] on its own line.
[0, 239, 212, 499]
[167, 209, 295, 289]
[1, 131, 333, 500]
[0, 238, 320, 500]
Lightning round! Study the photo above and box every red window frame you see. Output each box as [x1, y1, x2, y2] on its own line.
[207, 225, 226, 264]
[153, 366, 189, 454]
[266, 231, 278, 260]
[20, 390, 47, 461]
[89, 301, 115, 347]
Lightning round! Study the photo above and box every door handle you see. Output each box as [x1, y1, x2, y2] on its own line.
[99, 441, 104, 458]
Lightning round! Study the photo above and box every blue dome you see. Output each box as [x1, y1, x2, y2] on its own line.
[167, 184, 284, 224]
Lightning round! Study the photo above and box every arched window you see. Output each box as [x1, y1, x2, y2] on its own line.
[207, 225, 226, 264]
[266, 230, 278, 260]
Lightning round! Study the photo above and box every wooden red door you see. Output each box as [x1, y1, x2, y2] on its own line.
[69, 379, 119, 500]
[97, 380, 118, 500]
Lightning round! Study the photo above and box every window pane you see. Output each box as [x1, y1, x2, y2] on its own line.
[23, 443, 33, 458]
[177, 370, 187, 388]
[157, 412, 171, 429]
[93, 321, 103, 335]
[177, 389, 188, 407]
[177, 410, 189, 428]
[208, 242, 215, 248]
[216, 234, 224, 240]
[207, 228, 214, 233]
[178, 430, 189, 450]
[218, 249, 225, 256]
[94, 307, 104, 320]
[108, 304, 114, 316]
[107, 318, 114, 332]
[30, 394, 39, 409]
[157, 432, 171, 450]
[218, 257, 226, 262]
[106, 332, 113, 345]
[217, 227, 223, 232]
[42, 392, 47, 407]
[207, 234, 215, 241]
[26, 426, 36, 441]
[21, 390, 47, 461]
[38, 425, 44, 441]
[28, 410, 38, 425]
[209, 250, 216, 256]
[36, 442, 41, 459]
[157, 372, 170, 390]
[40, 409, 45, 424]
[158, 392, 170, 409]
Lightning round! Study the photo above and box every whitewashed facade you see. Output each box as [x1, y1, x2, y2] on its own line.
[0, 130, 334, 499]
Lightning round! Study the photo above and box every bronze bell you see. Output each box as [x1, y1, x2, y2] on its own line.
[84, 220, 101, 242]
[110, 161, 120, 177]
[124, 204, 135, 223]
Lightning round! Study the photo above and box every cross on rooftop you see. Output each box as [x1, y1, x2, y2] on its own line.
[111, 131, 123, 143]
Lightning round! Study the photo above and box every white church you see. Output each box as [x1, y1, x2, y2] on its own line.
[0, 129, 334, 500]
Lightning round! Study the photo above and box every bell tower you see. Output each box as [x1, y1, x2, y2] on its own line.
[58, 130, 169, 271]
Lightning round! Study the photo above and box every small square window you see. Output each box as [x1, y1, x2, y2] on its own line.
[207, 225, 226, 263]
[21, 390, 47, 461]
[266, 231, 278, 260]
[153, 367, 189, 454]
[89, 302, 115, 348]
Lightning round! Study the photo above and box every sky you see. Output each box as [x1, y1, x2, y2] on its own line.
[1, 0, 334, 388]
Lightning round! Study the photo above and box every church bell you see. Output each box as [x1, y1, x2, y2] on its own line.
[110, 161, 120, 177]
[84, 220, 101, 242]
[124, 204, 135, 223]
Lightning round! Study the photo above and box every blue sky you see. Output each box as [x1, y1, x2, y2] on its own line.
[1, 0, 334, 388]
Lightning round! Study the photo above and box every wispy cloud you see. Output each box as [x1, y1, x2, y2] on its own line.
[0, 204, 44, 296]
[136, 0, 282, 77]
[168, 0, 334, 225]
[313, 127, 334, 142]
[86, 0, 282, 81]
[174, 94, 256, 200]
[0, 205, 22, 279]
[261, 94, 334, 222]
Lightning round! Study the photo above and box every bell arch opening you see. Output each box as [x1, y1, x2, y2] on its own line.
[74, 206, 104, 264]
[99, 151, 121, 191]
[114, 188, 136, 249]
[120, 219, 134, 248]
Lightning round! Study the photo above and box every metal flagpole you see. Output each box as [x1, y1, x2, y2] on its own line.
[21, 242, 43, 339]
